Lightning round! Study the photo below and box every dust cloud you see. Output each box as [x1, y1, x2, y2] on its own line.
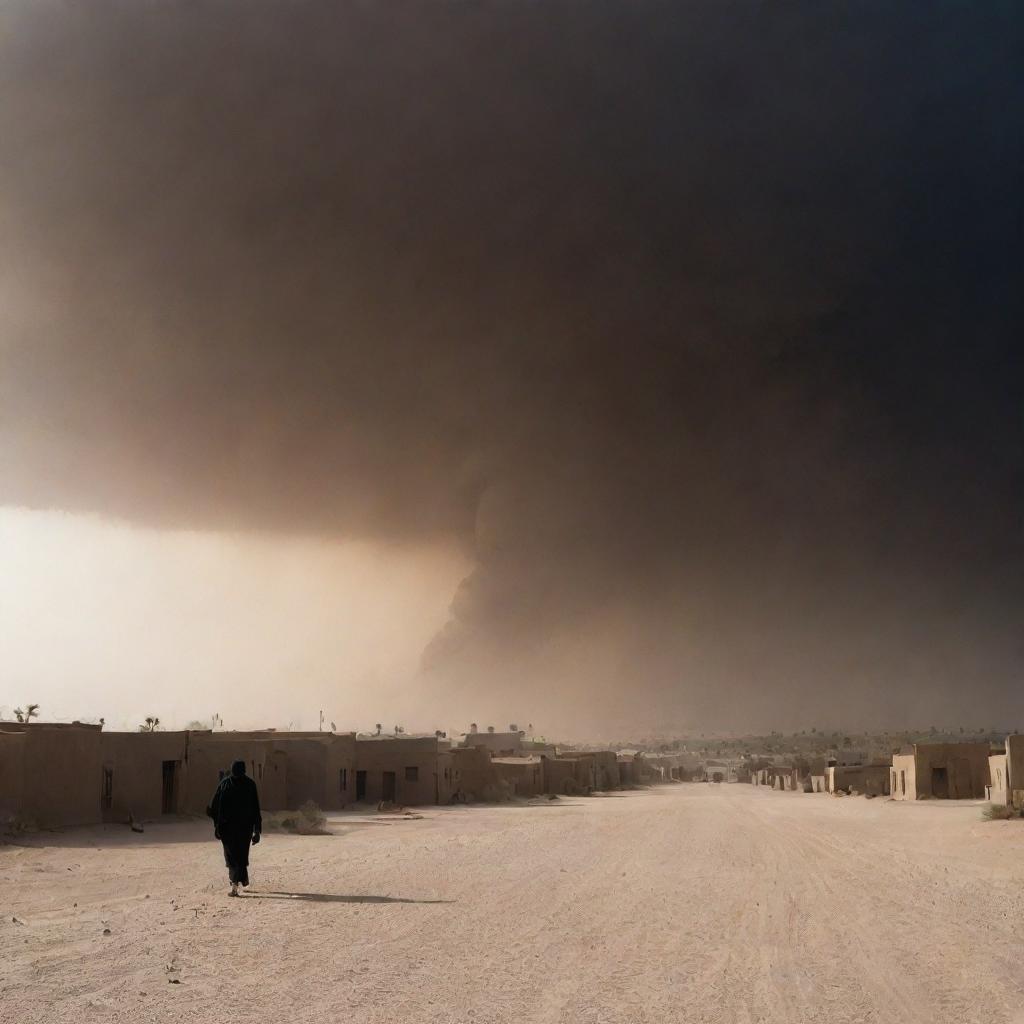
[1, 2, 1022, 735]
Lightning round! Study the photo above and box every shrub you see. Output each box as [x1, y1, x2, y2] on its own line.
[982, 803, 1016, 821]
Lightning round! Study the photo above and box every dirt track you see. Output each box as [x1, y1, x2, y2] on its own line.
[4, 785, 1024, 1024]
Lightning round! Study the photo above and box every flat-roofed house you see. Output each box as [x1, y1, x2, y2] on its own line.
[889, 742, 989, 800]
[493, 756, 545, 798]
[0, 722, 103, 828]
[355, 734, 452, 806]
[827, 761, 890, 796]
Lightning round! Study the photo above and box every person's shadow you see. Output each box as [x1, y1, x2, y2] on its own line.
[243, 891, 453, 904]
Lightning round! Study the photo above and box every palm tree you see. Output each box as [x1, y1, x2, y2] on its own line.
[469, 722, 478, 733]
[139, 716, 161, 733]
[14, 704, 40, 724]
[374, 723, 382, 736]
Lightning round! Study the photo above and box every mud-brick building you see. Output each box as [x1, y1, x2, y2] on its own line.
[1005, 735, 1024, 809]
[616, 751, 648, 786]
[183, 731, 358, 813]
[826, 762, 890, 796]
[987, 751, 1008, 805]
[1, 723, 364, 828]
[100, 730, 192, 821]
[544, 755, 598, 795]
[459, 729, 524, 757]
[0, 722, 104, 827]
[558, 750, 621, 790]
[981, 735, 1024, 808]
[450, 745, 497, 802]
[354, 734, 453, 806]
[889, 742, 990, 800]
[493, 756, 545, 798]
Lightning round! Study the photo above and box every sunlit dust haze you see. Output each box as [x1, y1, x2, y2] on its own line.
[1, 1, 1023, 737]
[0, 509, 468, 733]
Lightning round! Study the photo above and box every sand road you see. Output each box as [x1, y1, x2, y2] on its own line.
[3, 785, 1024, 1024]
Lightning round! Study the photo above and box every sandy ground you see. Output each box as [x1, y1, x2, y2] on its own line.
[4, 785, 1024, 1024]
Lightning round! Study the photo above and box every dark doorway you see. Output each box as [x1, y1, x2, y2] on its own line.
[161, 760, 178, 814]
[932, 765, 949, 799]
[382, 771, 396, 802]
[101, 767, 113, 811]
[355, 770, 367, 801]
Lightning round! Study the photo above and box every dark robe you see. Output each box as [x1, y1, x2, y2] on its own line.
[207, 772, 262, 886]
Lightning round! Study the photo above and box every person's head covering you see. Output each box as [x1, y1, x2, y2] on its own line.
[230, 760, 246, 777]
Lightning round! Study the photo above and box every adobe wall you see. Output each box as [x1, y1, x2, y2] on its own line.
[437, 751, 453, 805]
[0, 731, 26, 823]
[312, 733, 358, 810]
[987, 754, 1008, 805]
[616, 758, 637, 785]
[20, 726, 103, 827]
[355, 737, 443, 805]
[450, 746, 497, 801]
[1005, 735, 1024, 807]
[593, 751, 620, 789]
[493, 759, 544, 798]
[183, 734, 286, 815]
[280, 738, 326, 810]
[891, 754, 916, 800]
[561, 751, 619, 789]
[913, 742, 989, 799]
[273, 733, 357, 810]
[99, 732, 189, 821]
[544, 758, 586, 795]
[830, 764, 890, 796]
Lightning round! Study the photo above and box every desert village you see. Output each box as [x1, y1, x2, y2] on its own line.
[3, 717, 1023, 830]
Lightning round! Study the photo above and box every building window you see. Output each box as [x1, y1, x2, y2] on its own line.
[340, 768, 348, 791]
[405, 766, 419, 782]
[101, 767, 113, 810]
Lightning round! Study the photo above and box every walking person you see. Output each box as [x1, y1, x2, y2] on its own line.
[207, 760, 262, 896]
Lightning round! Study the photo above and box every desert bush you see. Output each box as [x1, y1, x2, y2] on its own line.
[2, 815, 38, 835]
[982, 803, 1016, 821]
[263, 800, 329, 835]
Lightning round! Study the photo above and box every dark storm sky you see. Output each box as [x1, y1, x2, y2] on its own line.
[2, 1, 1022, 732]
